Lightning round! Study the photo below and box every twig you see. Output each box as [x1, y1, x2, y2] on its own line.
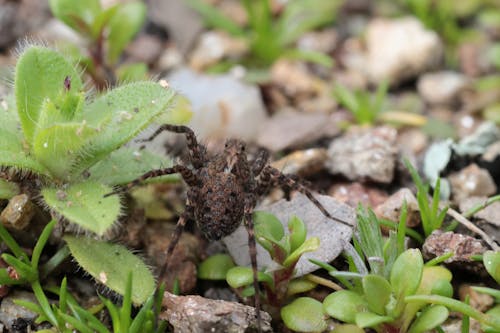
[446, 208, 499, 251]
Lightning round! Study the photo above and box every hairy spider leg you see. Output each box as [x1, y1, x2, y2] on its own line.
[260, 166, 352, 227]
[244, 198, 262, 333]
[104, 165, 197, 197]
[138, 124, 206, 168]
[251, 149, 270, 175]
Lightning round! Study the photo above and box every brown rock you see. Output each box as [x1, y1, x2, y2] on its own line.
[0, 194, 35, 230]
[271, 148, 328, 177]
[160, 292, 272, 333]
[459, 196, 500, 227]
[329, 182, 388, 208]
[423, 230, 486, 263]
[374, 188, 420, 227]
[449, 164, 496, 202]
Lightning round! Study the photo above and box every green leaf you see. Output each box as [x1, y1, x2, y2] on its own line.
[331, 324, 366, 333]
[355, 311, 393, 328]
[281, 297, 327, 332]
[483, 250, 500, 284]
[15, 46, 83, 144]
[288, 215, 307, 253]
[116, 63, 148, 82]
[154, 94, 193, 126]
[226, 266, 273, 289]
[87, 147, 174, 186]
[49, 0, 101, 35]
[323, 290, 368, 323]
[42, 181, 120, 235]
[185, 0, 245, 37]
[253, 211, 285, 253]
[33, 122, 99, 179]
[0, 179, 20, 199]
[64, 235, 155, 305]
[283, 237, 320, 268]
[408, 305, 449, 333]
[430, 279, 454, 298]
[198, 254, 235, 280]
[107, 2, 146, 65]
[75, 82, 176, 172]
[483, 305, 500, 333]
[362, 274, 392, 315]
[286, 277, 317, 296]
[390, 249, 423, 298]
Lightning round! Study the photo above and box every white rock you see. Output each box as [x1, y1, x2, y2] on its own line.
[417, 71, 469, 105]
[167, 68, 268, 142]
[366, 17, 443, 85]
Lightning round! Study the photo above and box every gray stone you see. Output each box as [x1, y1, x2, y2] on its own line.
[374, 188, 420, 227]
[417, 71, 469, 105]
[0, 290, 38, 331]
[449, 164, 496, 202]
[224, 193, 355, 277]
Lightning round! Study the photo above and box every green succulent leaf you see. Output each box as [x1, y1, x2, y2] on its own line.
[281, 297, 327, 333]
[226, 266, 273, 289]
[483, 250, 500, 284]
[286, 277, 317, 296]
[15, 46, 83, 144]
[355, 311, 393, 329]
[0, 179, 20, 199]
[288, 215, 307, 253]
[323, 290, 368, 323]
[362, 274, 392, 316]
[198, 254, 235, 280]
[49, 0, 101, 35]
[87, 147, 174, 186]
[253, 211, 285, 253]
[430, 279, 454, 298]
[283, 236, 320, 268]
[390, 249, 423, 298]
[483, 305, 500, 333]
[407, 305, 449, 333]
[42, 181, 120, 235]
[331, 324, 365, 333]
[75, 81, 176, 172]
[64, 235, 155, 305]
[107, 1, 146, 65]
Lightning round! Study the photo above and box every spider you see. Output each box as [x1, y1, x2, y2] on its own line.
[106, 124, 351, 332]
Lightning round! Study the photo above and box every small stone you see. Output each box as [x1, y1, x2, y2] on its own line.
[0, 194, 35, 230]
[224, 193, 355, 277]
[374, 188, 420, 227]
[365, 17, 443, 85]
[459, 196, 500, 227]
[157, 46, 183, 71]
[189, 31, 248, 70]
[160, 292, 272, 333]
[417, 71, 469, 106]
[448, 164, 496, 202]
[297, 28, 338, 54]
[458, 284, 494, 312]
[326, 126, 398, 183]
[0, 290, 38, 332]
[126, 34, 163, 65]
[271, 148, 328, 177]
[423, 230, 487, 263]
[270, 60, 325, 97]
[329, 182, 388, 209]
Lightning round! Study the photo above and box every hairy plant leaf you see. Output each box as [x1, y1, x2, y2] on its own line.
[323, 290, 368, 323]
[64, 235, 154, 304]
[49, 0, 101, 35]
[42, 182, 120, 235]
[281, 297, 327, 332]
[87, 147, 174, 186]
[107, 2, 146, 64]
[15, 46, 83, 144]
[362, 274, 392, 315]
[0, 179, 19, 199]
[198, 254, 235, 280]
[408, 305, 448, 333]
[75, 82, 176, 172]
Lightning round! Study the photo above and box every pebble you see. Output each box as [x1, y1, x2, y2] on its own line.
[0, 290, 38, 332]
[459, 196, 500, 227]
[160, 292, 272, 333]
[329, 182, 388, 208]
[125, 34, 163, 65]
[271, 148, 328, 177]
[166, 68, 268, 142]
[189, 31, 248, 70]
[448, 164, 496, 202]
[270, 60, 326, 97]
[326, 126, 398, 183]
[224, 193, 355, 277]
[0, 194, 35, 230]
[297, 28, 338, 54]
[417, 71, 469, 106]
[365, 17, 443, 85]
[422, 230, 486, 263]
[374, 188, 420, 227]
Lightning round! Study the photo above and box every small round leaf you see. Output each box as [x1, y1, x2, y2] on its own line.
[198, 254, 235, 280]
[226, 266, 273, 289]
[390, 249, 423, 297]
[362, 274, 392, 315]
[282, 297, 327, 332]
[323, 290, 367, 323]
[407, 305, 449, 333]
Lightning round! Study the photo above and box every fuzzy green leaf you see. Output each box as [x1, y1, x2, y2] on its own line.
[15, 46, 83, 144]
[281, 297, 327, 332]
[408, 305, 449, 333]
[49, 0, 101, 35]
[323, 290, 368, 323]
[355, 311, 393, 328]
[33, 122, 99, 179]
[87, 147, 174, 186]
[198, 254, 235, 280]
[0, 179, 20, 199]
[64, 235, 155, 304]
[226, 266, 273, 288]
[75, 82, 176, 172]
[42, 182, 120, 235]
[0, 130, 49, 175]
[283, 236, 319, 268]
[362, 274, 392, 315]
[107, 2, 146, 64]
[483, 250, 500, 284]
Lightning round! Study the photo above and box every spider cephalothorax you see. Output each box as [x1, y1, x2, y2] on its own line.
[106, 124, 351, 332]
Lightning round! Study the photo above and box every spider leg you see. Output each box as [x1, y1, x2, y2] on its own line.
[243, 199, 262, 333]
[251, 149, 270, 176]
[261, 166, 352, 227]
[138, 124, 206, 168]
[104, 165, 197, 197]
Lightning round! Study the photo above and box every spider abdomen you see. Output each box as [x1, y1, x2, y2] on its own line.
[193, 172, 245, 240]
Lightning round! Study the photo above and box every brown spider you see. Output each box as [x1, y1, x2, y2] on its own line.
[106, 124, 351, 331]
